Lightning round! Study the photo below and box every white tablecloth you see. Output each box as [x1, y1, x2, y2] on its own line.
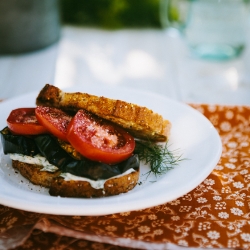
[1, 25, 250, 105]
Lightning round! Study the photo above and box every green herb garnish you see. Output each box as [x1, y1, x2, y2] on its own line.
[134, 140, 183, 177]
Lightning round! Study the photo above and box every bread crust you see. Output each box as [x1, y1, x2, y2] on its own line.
[36, 84, 171, 141]
[49, 171, 139, 198]
[12, 160, 139, 197]
[12, 160, 61, 188]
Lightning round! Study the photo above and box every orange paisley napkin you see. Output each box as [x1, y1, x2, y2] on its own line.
[1, 104, 250, 250]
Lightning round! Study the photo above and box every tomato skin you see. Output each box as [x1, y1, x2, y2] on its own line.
[67, 109, 135, 164]
[7, 108, 48, 135]
[35, 106, 72, 141]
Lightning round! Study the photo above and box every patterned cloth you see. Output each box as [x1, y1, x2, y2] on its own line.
[0, 104, 250, 250]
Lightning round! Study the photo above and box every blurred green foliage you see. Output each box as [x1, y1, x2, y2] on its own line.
[60, 0, 161, 29]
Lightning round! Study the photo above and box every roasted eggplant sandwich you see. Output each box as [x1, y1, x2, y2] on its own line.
[0, 84, 172, 198]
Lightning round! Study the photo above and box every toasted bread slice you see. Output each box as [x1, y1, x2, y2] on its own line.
[36, 84, 171, 141]
[12, 160, 139, 197]
[49, 170, 139, 198]
[12, 160, 61, 188]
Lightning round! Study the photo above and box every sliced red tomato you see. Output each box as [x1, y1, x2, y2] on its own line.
[7, 108, 48, 135]
[35, 106, 72, 141]
[67, 109, 135, 164]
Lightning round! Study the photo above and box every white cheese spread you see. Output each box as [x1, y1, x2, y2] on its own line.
[9, 153, 58, 172]
[60, 168, 135, 189]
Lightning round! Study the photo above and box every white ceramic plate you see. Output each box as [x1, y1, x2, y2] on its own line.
[0, 85, 222, 216]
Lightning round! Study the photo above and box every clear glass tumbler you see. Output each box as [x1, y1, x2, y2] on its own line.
[160, 0, 250, 60]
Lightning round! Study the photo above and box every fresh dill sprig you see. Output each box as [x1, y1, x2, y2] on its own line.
[134, 139, 183, 177]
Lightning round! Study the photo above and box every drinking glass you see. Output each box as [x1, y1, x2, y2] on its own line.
[160, 0, 250, 60]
